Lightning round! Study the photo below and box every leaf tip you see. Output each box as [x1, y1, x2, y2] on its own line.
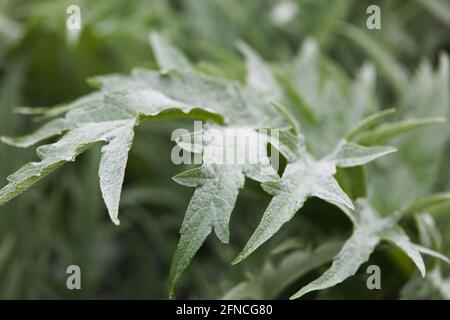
[0, 136, 10, 145]
[290, 288, 307, 300]
[380, 145, 398, 157]
[0, 136, 28, 148]
[86, 77, 102, 89]
[168, 284, 175, 300]
[419, 267, 426, 278]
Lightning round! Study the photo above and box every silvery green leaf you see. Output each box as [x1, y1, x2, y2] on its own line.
[367, 54, 449, 213]
[399, 193, 450, 218]
[99, 121, 136, 226]
[233, 132, 396, 264]
[415, 213, 442, 249]
[340, 23, 408, 94]
[12, 91, 102, 119]
[224, 240, 342, 299]
[291, 227, 380, 299]
[0, 35, 290, 298]
[0, 73, 229, 224]
[291, 39, 321, 110]
[0, 119, 136, 207]
[349, 63, 378, 120]
[380, 226, 426, 277]
[233, 154, 353, 264]
[169, 125, 282, 295]
[1, 118, 70, 148]
[172, 166, 215, 187]
[346, 108, 396, 142]
[237, 41, 282, 100]
[414, 245, 450, 265]
[149, 32, 193, 72]
[169, 165, 245, 297]
[355, 117, 446, 145]
[401, 267, 450, 299]
[131, 68, 284, 128]
[1, 93, 105, 147]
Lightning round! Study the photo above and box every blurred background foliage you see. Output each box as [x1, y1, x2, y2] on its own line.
[0, 0, 449, 299]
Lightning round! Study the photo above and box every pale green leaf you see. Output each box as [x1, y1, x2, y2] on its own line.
[169, 125, 282, 295]
[12, 92, 104, 120]
[1, 118, 70, 148]
[0, 119, 135, 207]
[355, 117, 446, 145]
[224, 240, 342, 299]
[233, 154, 353, 264]
[168, 208, 212, 298]
[237, 41, 282, 100]
[291, 227, 380, 299]
[149, 32, 193, 72]
[414, 245, 450, 265]
[99, 121, 136, 226]
[172, 166, 215, 187]
[0, 69, 232, 223]
[291, 199, 450, 299]
[415, 213, 442, 249]
[346, 108, 396, 142]
[131, 68, 285, 128]
[400, 193, 450, 217]
[169, 165, 245, 297]
[401, 267, 450, 299]
[234, 132, 395, 264]
[380, 226, 426, 277]
[331, 141, 397, 168]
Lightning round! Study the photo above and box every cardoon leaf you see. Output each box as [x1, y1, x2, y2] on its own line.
[399, 192, 450, 217]
[149, 32, 193, 72]
[291, 227, 380, 299]
[346, 108, 396, 142]
[237, 41, 282, 100]
[99, 121, 136, 226]
[1, 118, 70, 148]
[169, 165, 245, 297]
[224, 240, 342, 299]
[169, 126, 281, 295]
[233, 131, 397, 264]
[355, 117, 446, 145]
[0, 77, 227, 223]
[331, 142, 397, 168]
[414, 245, 450, 264]
[0, 119, 136, 207]
[380, 226, 426, 277]
[401, 267, 450, 299]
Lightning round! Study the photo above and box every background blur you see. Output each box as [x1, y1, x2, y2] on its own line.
[0, 0, 449, 299]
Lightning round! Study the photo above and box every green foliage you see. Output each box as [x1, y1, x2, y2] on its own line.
[291, 199, 449, 299]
